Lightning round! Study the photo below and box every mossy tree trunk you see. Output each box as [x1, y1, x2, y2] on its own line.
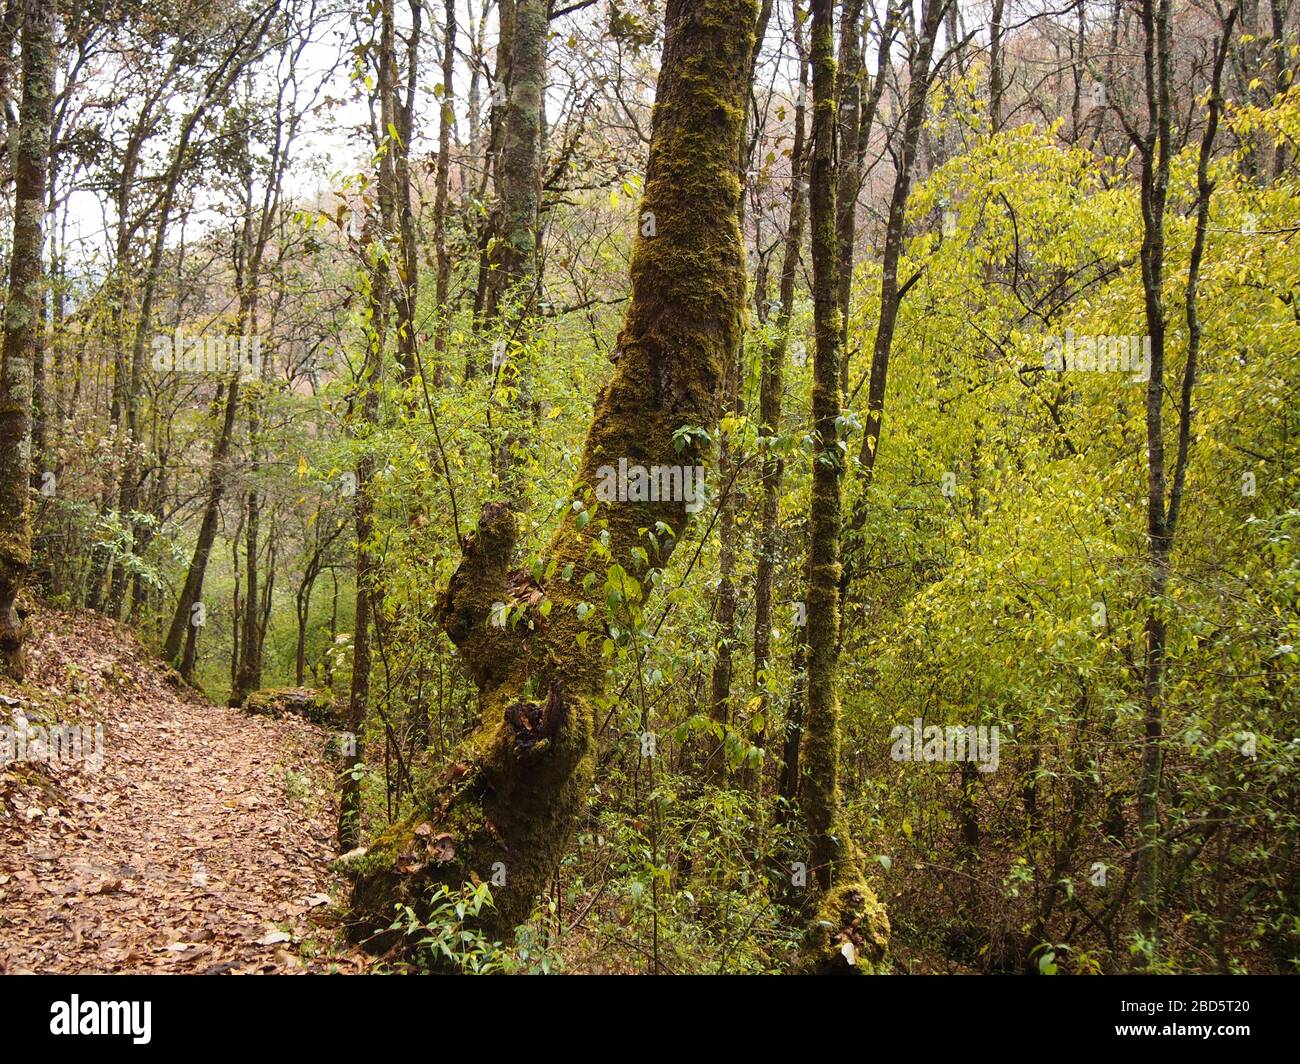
[709, 0, 773, 781]
[486, 0, 546, 484]
[0, 0, 55, 679]
[491, 0, 544, 311]
[833, 0, 863, 392]
[755, 0, 808, 795]
[799, 0, 888, 974]
[348, 0, 759, 943]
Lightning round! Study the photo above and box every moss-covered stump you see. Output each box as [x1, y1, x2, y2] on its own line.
[241, 687, 338, 726]
[800, 881, 890, 974]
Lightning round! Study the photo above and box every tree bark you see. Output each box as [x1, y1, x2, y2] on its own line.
[708, 0, 773, 781]
[1269, 0, 1288, 178]
[348, 0, 759, 944]
[432, 0, 457, 376]
[1133, 0, 1174, 961]
[798, 0, 888, 974]
[0, 0, 55, 678]
[1133, 0, 1237, 965]
[340, 0, 401, 852]
[833, 0, 864, 393]
[989, 0, 1005, 132]
[486, 0, 546, 483]
[756, 2, 809, 796]
[482, 0, 543, 325]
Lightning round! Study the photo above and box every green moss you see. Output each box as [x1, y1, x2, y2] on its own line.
[242, 686, 338, 726]
[800, 879, 890, 975]
[347, 0, 760, 957]
[347, 694, 595, 941]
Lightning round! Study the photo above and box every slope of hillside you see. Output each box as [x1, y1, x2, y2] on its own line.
[0, 606, 363, 973]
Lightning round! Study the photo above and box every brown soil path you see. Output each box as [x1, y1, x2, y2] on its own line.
[0, 608, 365, 973]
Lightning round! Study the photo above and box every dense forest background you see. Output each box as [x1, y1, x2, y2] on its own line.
[0, 0, 1296, 974]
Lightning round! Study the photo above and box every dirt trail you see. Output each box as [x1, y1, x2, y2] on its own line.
[0, 608, 364, 973]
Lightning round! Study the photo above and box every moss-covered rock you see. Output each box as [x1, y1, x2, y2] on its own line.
[241, 687, 338, 726]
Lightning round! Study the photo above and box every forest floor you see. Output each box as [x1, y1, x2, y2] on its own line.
[0, 605, 367, 973]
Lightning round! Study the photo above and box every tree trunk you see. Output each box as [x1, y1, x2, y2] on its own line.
[708, 0, 773, 782]
[0, 0, 54, 678]
[708, 353, 739, 779]
[1133, 0, 1236, 965]
[1269, 0, 1288, 177]
[989, 0, 1005, 132]
[840, 0, 944, 601]
[797, 0, 889, 975]
[164, 378, 239, 673]
[755, 3, 809, 794]
[340, 0, 400, 852]
[1133, 0, 1174, 963]
[432, 0, 457, 377]
[491, 0, 544, 311]
[348, 0, 759, 945]
[232, 470, 262, 702]
[833, 0, 863, 392]
[486, 0, 546, 483]
[394, 0, 422, 385]
[778, 551, 811, 807]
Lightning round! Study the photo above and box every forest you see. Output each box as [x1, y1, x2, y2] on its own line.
[0, 0, 1296, 979]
